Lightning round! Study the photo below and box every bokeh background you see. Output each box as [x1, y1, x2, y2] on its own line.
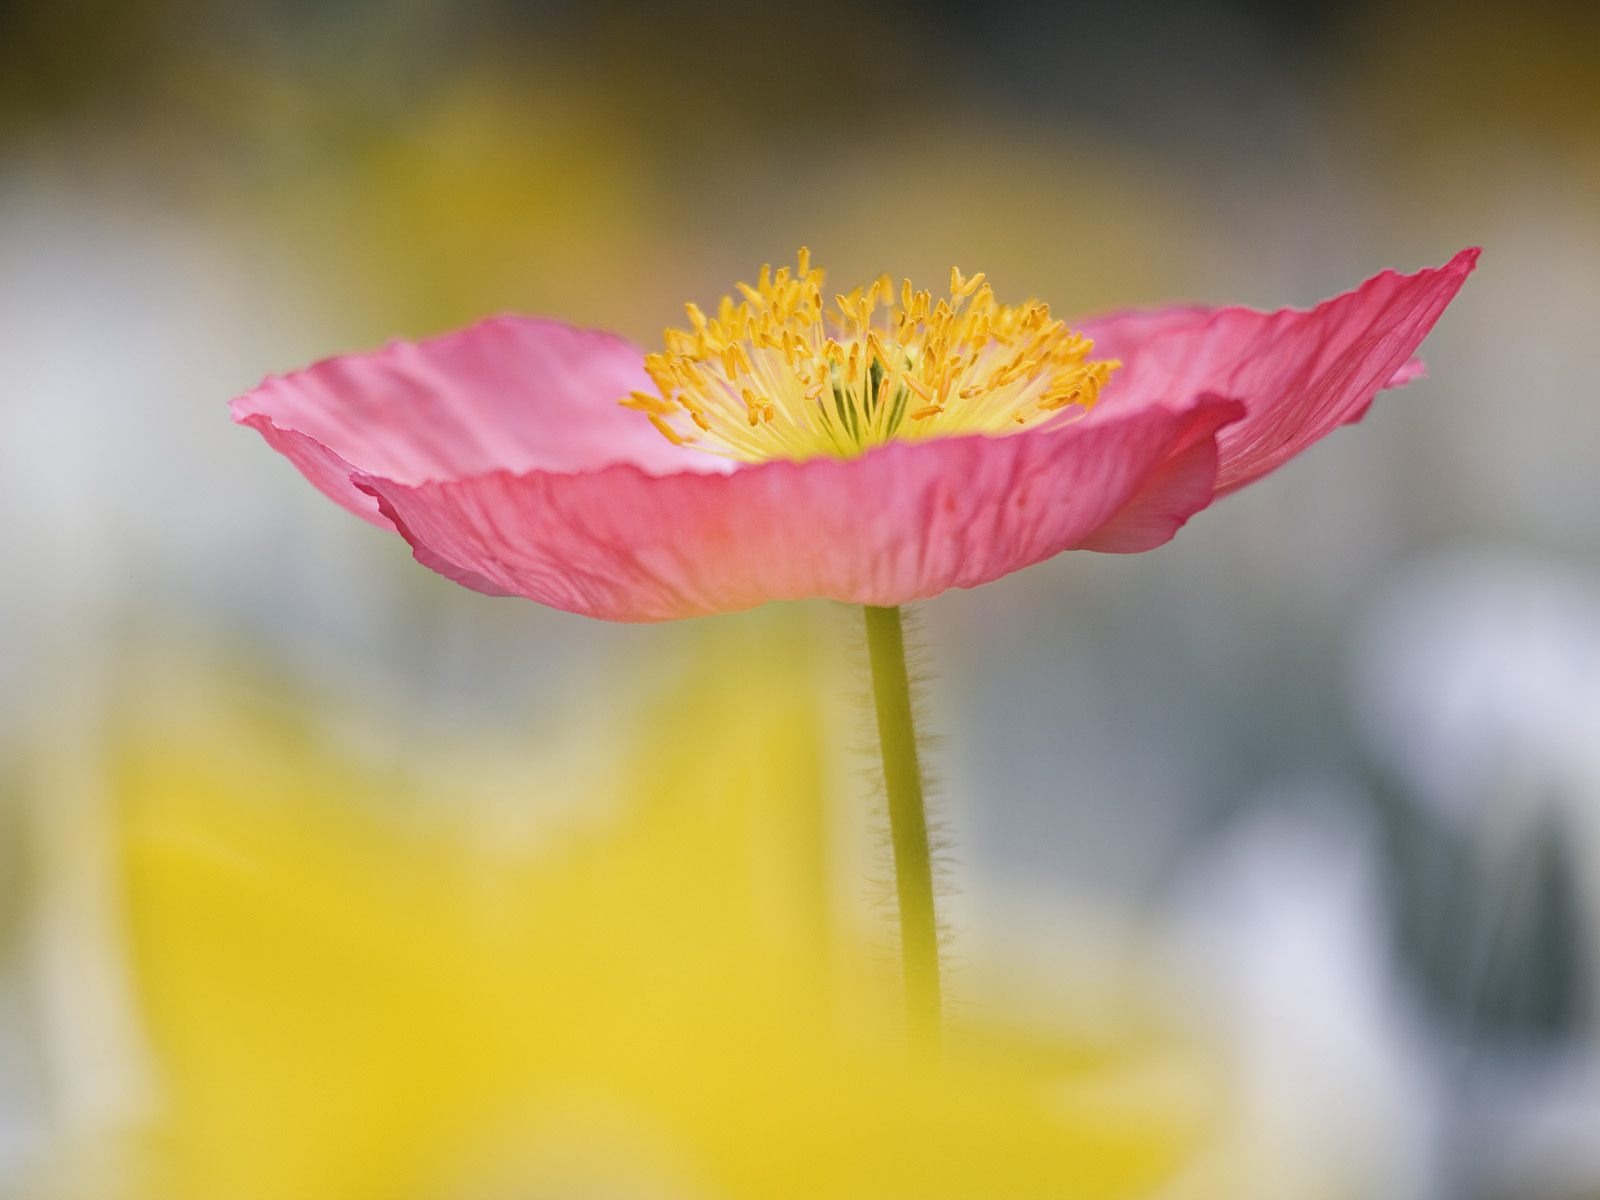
[3, 1, 1599, 1196]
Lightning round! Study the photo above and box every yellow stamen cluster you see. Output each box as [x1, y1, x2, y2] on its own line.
[621, 248, 1120, 462]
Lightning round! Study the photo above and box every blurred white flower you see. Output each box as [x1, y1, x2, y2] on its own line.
[1167, 793, 1432, 1200]
[1350, 546, 1600, 834]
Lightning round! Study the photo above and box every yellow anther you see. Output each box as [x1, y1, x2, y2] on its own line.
[648, 414, 685, 444]
[741, 387, 767, 425]
[624, 390, 674, 415]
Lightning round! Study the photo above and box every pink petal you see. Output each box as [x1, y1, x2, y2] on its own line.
[231, 316, 718, 528]
[353, 396, 1245, 622]
[1079, 393, 1237, 553]
[1081, 249, 1478, 494]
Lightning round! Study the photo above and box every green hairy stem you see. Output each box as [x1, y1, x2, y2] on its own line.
[862, 604, 941, 1054]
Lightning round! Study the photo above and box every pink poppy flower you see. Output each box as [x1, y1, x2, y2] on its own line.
[232, 248, 1477, 622]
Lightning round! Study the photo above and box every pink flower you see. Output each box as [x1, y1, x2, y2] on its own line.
[233, 249, 1477, 622]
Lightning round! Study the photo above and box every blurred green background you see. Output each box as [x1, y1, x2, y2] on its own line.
[2, 1, 1598, 1197]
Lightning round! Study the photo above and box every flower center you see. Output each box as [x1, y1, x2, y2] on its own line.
[622, 249, 1119, 462]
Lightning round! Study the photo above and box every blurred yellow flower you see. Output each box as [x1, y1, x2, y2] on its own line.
[93, 628, 1216, 1199]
